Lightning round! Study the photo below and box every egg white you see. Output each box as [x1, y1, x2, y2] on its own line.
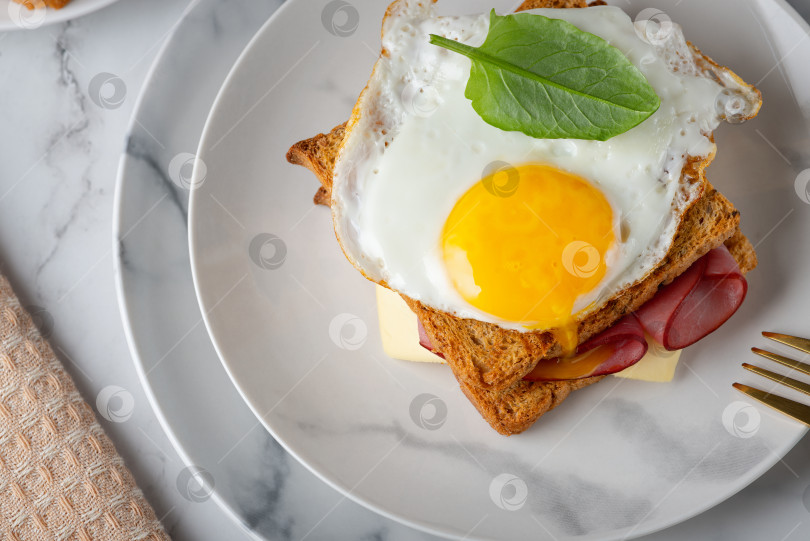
[331, 1, 754, 331]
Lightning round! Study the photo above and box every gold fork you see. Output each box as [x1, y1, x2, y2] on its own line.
[733, 333, 810, 426]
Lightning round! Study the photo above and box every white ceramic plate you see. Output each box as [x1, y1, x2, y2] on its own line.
[189, 1, 810, 539]
[0, 0, 118, 30]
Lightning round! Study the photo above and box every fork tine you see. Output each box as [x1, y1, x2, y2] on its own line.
[733, 383, 810, 426]
[742, 363, 810, 396]
[762, 332, 810, 355]
[751, 347, 810, 377]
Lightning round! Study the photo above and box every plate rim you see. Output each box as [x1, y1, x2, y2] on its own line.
[111, 0, 266, 538]
[187, 0, 810, 539]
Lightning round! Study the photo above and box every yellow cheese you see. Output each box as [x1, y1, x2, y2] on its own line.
[375, 285, 679, 381]
[376, 285, 445, 363]
[613, 335, 681, 382]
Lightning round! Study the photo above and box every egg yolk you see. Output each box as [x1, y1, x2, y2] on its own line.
[441, 164, 615, 354]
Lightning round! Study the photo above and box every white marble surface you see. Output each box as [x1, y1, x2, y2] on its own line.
[2, 0, 810, 540]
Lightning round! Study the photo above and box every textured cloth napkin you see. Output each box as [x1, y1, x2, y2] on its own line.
[0, 275, 168, 540]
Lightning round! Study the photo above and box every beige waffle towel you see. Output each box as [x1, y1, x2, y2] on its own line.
[0, 274, 169, 540]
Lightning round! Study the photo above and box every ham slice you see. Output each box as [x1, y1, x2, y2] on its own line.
[418, 315, 647, 381]
[418, 320, 444, 359]
[416, 244, 746, 381]
[523, 315, 648, 381]
[635, 245, 747, 350]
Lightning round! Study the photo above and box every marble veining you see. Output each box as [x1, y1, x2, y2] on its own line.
[284, 415, 654, 536]
[124, 132, 189, 222]
[232, 436, 294, 537]
[605, 398, 770, 482]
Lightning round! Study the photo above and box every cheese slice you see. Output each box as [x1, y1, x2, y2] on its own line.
[375, 285, 680, 381]
[376, 285, 445, 363]
[613, 334, 681, 382]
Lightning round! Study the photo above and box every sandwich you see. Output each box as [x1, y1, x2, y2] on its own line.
[287, 0, 762, 435]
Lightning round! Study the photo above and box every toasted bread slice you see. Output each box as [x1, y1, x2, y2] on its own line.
[287, 0, 760, 434]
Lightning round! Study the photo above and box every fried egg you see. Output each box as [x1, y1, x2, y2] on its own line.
[330, 1, 758, 348]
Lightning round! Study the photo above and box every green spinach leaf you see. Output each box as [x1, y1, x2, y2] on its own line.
[430, 11, 660, 141]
